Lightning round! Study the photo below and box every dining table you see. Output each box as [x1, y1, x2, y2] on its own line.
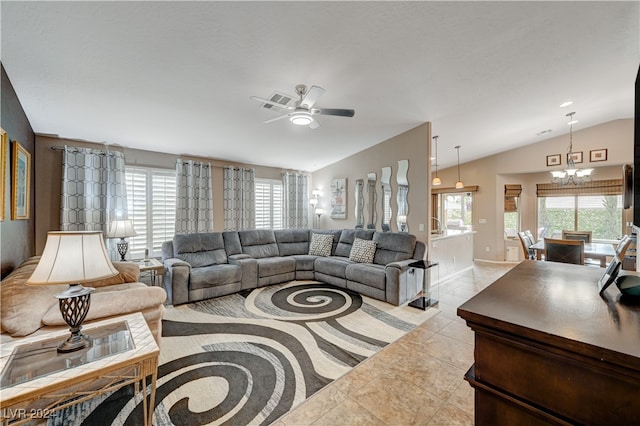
[529, 240, 616, 267]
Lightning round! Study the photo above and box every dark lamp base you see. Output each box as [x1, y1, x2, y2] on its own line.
[117, 238, 129, 261]
[55, 284, 95, 353]
[57, 333, 93, 353]
[408, 296, 438, 310]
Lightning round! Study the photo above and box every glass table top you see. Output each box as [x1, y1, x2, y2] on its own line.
[1, 321, 134, 387]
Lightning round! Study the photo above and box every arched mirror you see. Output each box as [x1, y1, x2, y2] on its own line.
[354, 179, 364, 229]
[366, 172, 377, 229]
[381, 166, 392, 232]
[396, 159, 409, 232]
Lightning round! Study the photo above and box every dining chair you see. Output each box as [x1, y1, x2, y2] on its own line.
[544, 238, 585, 265]
[562, 230, 592, 243]
[518, 231, 536, 260]
[615, 234, 633, 258]
[525, 230, 536, 244]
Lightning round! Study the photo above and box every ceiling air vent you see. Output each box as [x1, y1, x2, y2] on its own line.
[261, 92, 295, 113]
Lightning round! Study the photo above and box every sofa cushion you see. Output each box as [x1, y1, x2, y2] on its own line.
[189, 264, 242, 290]
[308, 233, 333, 257]
[173, 233, 228, 268]
[373, 232, 417, 265]
[87, 261, 139, 288]
[275, 229, 310, 256]
[349, 238, 377, 264]
[291, 254, 318, 271]
[314, 256, 352, 279]
[335, 229, 375, 257]
[1, 258, 65, 336]
[239, 230, 279, 259]
[257, 257, 296, 277]
[222, 231, 243, 256]
[346, 263, 387, 290]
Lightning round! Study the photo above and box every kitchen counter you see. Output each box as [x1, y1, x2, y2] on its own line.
[429, 230, 476, 283]
[430, 229, 476, 240]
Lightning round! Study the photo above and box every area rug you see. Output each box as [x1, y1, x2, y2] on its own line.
[51, 281, 437, 426]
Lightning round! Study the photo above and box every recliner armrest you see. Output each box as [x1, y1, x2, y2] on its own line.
[163, 258, 191, 305]
[164, 258, 191, 269]
[385, 259, 418, 270]
[229, 254, 258, 290]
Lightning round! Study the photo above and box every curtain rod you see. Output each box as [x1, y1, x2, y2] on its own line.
[50, 145, 123, 155]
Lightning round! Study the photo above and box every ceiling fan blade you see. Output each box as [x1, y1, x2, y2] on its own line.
[309, 119, 320, 129]
[263, 114, 290, 124]
[313, 108, 355, 118]
[300, 86, 325, 109]
[250, 96, 294, 110]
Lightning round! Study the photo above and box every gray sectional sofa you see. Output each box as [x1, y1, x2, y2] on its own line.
[161, 228, 426, 306]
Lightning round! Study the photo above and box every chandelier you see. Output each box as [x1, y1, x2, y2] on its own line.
[550, 112, 593, 185]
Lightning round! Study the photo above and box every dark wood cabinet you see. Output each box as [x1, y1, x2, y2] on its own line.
[458, 260, 640, 425]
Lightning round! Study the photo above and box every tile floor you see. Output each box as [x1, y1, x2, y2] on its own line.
[275, 261, 516, 426]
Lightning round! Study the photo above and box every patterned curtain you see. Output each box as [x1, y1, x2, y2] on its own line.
[60, 145, 128, 258]
[175, 159, 214, 234]
[282, 172, 309, 229]
[224, 166, 255, 230]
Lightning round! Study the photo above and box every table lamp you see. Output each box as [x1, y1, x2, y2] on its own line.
[26, 231, 119, 352]
[106, 219, 137, 261]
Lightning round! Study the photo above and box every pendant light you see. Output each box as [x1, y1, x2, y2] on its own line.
[455, 145, 464, 189]
[432, 135, 442, 186]
[550, 111, 593, 185]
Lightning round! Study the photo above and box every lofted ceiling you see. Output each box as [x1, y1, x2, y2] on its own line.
[1, 1, 638, 172]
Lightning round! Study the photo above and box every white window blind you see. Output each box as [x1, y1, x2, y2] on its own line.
[255, 179, 283, 229]
[126, 167, 176, 258]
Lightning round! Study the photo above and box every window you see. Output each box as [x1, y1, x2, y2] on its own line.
[126, 167, 176, 258]
[504, 184, 522, 237]
[255, 179, 282, 229]
[536, 179, 624, 241]
[537, 194, 623, 241]
[431, 186, 477, 233]
[443, 193, 473, 230]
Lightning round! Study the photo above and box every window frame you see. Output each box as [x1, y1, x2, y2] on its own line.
[255, 178, 283, 230]
[125, 166, 177, 259]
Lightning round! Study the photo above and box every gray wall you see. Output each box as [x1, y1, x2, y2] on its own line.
[1, 64, 35, 277]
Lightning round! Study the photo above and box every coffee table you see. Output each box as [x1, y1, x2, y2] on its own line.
[0, 313, 159, 426]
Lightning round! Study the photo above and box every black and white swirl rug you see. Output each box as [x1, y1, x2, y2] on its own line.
[51, 281, 437, 426]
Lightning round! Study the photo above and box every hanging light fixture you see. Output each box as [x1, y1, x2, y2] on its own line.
[432, 135, 442, 186]
[550, 112, 593, 185]
[455, 145, 464, 189]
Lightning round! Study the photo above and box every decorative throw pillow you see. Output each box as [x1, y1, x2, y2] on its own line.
[308, 233, 333, 257]
[349, 238, 377, 264]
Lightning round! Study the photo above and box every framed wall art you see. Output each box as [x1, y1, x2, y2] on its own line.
[567, 151, 583, 164]
[11, 141, 31, 220]
[0, 128, 6, 221]
[330, 178, 347, 219]
[590, 149, 607, 162]
[546, 154, 561, 167]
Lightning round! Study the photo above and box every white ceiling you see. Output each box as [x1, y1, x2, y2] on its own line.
[1, 1, 638, 172]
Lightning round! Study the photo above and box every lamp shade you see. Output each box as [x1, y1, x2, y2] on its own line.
[106, 219, 137, 238]
[26, 231, 118, 285]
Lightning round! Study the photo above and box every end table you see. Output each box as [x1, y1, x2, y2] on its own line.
[133, 258, 164, 286]
[0, 313, 159, 426]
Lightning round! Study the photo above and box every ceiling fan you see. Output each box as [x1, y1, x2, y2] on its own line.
[250, 84, 355, 129]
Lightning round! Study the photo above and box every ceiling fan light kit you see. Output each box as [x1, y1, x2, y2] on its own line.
[251, 84, 354, 129]
[290, 111, 313, 126]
